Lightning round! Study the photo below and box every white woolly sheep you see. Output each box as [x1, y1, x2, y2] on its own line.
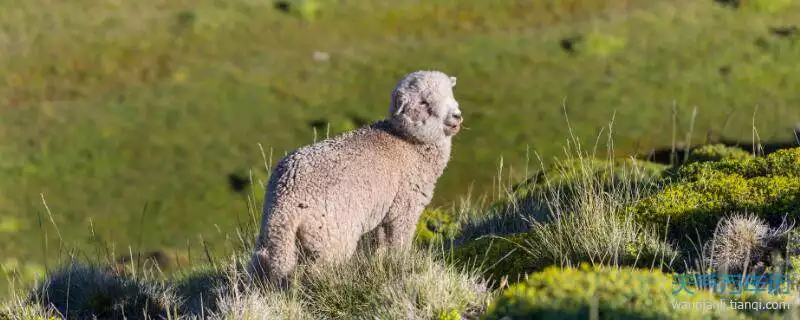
[249, 70, 463, 285]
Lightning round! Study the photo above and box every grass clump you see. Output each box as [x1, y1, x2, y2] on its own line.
[298, 250, 491, 319]
[0, 301, 60, 320]
[631, 147, 800, 243]
[704, 214, 790, 273]
[6, 248, 490, 319]
[482, 264, 746, 320]
[29, 263, 178, 320]
[455, 157, 668, 245]
[172, 266, 231, 317]
[451, 210, 677, 286]
[510, 157, 668, 201]
[212, 287, 310, 320]
[451, 151, 677, 285]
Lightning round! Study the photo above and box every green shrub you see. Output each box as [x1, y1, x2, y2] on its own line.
[685, 144, 751, 164]
[631, 148, 800, 242]
[415, 208, 460, 247]
[482, 265, 745, 320]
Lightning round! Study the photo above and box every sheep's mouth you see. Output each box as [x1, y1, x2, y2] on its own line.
[444, 122, 461, 134]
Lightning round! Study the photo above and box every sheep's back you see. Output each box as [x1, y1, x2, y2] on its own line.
[268, 125, 411, 223]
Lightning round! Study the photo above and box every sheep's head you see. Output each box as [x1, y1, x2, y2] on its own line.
[389, 70, 462, 144]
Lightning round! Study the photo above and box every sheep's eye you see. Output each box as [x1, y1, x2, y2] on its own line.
[420, 100, 429, 107]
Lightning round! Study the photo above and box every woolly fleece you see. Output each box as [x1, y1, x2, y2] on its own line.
[250, 70, 463, 284]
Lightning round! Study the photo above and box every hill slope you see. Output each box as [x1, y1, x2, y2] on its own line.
[1, 0, 799, 289]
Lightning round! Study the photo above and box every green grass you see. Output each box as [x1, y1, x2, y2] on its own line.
[2, 0, 800, 296]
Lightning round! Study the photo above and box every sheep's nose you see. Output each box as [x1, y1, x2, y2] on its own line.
[452, 113, 462, 122]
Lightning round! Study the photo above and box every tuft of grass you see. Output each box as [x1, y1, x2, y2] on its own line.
[212, 286, 310, 320]
[451, 125, 678, 284]
[0, 300, 60, 320]
[704, 213, 791, 273]
[29, 263, 179, 320]
[4, 247, 490, 319]
[297, 249, 491, 319]
[451, 154, 678, 283]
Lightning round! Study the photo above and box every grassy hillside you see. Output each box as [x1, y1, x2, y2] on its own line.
[1, 0, 800, 295]
[4, 145, 800, 319]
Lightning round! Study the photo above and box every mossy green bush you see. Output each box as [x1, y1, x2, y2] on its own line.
[415, 208, 460, 247]
[482, 265, 745, 320]
[685, 144, 751, 164]
[631, 148, 800, 242]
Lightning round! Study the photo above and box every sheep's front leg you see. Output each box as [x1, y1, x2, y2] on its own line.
[384, 202, 426, 250]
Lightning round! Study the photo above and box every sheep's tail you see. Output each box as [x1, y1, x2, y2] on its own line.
[248, 202, 301, 289]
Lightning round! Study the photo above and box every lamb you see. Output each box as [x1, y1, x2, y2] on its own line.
[249, 70, 463, 284]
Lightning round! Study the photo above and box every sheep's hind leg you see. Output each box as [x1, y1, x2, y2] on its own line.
[298, 226, 360, 268]
[254, 219, 300, 289]
[362, 224, 388, 252]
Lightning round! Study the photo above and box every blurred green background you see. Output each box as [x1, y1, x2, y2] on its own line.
[1, 0, 799, 293]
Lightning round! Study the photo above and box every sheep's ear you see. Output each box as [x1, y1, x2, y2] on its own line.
[393, 90, 427, 122]
[392, 92, 408, 116]
[449, 76, 457, 87]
